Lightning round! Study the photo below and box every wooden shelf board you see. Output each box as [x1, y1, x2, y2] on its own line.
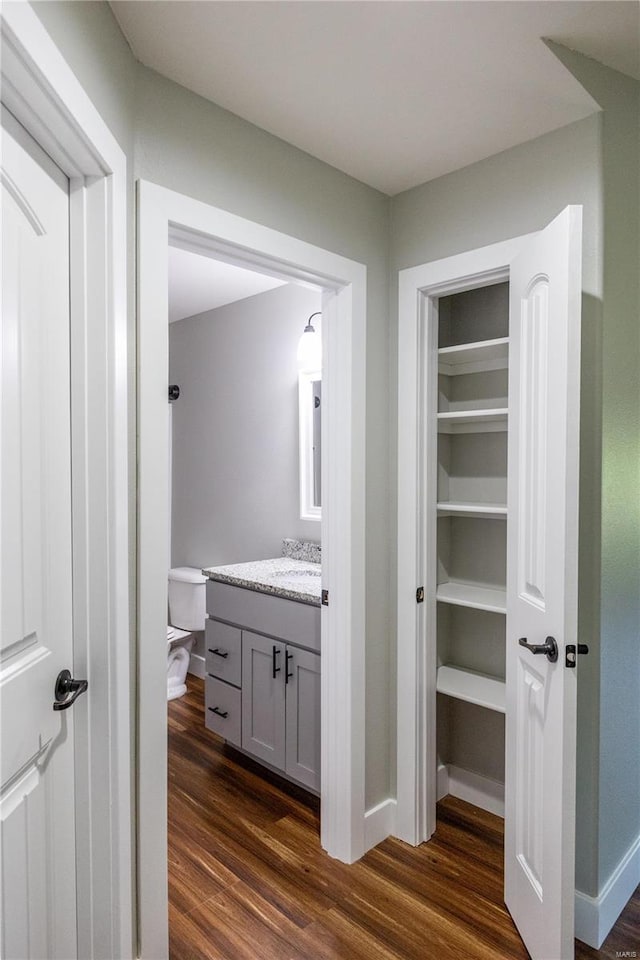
[438, 337, 509, 376]
[437, 501, 507, 519]
[437, 664, 506, 714]
[436, 580, 507, 614]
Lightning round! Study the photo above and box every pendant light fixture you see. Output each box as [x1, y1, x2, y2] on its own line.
[297, 311, 322, 372]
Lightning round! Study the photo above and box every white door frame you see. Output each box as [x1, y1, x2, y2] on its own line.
[138, 180, 367, 960]
[395, 234, 532, 845]
[0, 5, 132, 960]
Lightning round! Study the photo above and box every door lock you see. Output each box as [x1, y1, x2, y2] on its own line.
[565, 643, 589, 668]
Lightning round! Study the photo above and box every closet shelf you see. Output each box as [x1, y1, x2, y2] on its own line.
[437, 665, 506, 714]
[436, 580, 507, 615]
[437, 501, 507, 519]
[437, 408, 508, 434]
[438, 337, 509, 376]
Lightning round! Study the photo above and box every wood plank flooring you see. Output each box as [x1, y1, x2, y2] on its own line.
[169, 677, 639, 960]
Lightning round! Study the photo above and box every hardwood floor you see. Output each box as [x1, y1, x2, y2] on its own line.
[169, 677, 639, 960]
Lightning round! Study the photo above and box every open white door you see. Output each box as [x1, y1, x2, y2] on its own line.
[1, 108, 79, 959]
[505, 205, 582, 960]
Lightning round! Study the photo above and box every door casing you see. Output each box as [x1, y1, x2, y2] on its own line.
[395, 234, 532, 846]
[1, 6, 132, 958]
[137, 181, 368, 959]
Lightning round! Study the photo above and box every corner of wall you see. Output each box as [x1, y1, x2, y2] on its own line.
[575, 831, 640, 949]
[546, 40, 640, 901]
[364, 798, 397, 852]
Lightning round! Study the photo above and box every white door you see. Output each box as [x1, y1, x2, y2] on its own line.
[1, 107, 79, 959]
[505, 205, 583, 960]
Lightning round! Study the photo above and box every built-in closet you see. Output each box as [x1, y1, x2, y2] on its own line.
[397, 207, 583, 960]
[435, 282, 509, 815]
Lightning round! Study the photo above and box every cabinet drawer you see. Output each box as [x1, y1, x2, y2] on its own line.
[205, 619, 241, 687]
[206, 580, 321, 652]
[205, 678, 241, 747]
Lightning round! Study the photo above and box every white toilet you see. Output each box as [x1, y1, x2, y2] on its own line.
[167, 566, 207, 701]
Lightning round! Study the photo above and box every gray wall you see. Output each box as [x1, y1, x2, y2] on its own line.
[169, 283, 321, 568]
[32, 1, 136, 156]
[547, 45, 640, 893]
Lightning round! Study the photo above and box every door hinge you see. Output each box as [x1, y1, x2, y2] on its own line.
[565, 643, 589, 668]
[321, 589, 329, 606]
[416, 586, 424, 604]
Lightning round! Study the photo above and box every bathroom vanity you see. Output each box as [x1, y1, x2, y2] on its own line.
[202, 551, 321, 792]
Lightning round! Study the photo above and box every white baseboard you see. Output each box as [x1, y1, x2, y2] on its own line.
[364, 799, 397, 852]
[575, 832, 640, 949]
[437, 762, 449, 801]
[188, 652, 205, 679]
[437, 762, 504, 818]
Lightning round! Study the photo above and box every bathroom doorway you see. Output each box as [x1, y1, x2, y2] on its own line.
[166, 255, 322, 685]
[137, 181, 367, 959]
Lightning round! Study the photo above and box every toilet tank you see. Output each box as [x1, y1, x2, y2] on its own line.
[168, 567, 207, 631]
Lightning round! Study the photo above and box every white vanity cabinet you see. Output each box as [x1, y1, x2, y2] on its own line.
[204, 579, 321, 792]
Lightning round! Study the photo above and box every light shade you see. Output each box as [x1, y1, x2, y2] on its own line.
[297, 313, 322, 372]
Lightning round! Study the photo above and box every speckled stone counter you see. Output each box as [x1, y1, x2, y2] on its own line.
[202, 556, 322, 606]
[282, 538, 321, 564]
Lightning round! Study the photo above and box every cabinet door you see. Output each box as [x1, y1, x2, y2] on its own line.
[285, 646, 321, 791]
[241, 631, 286, 770]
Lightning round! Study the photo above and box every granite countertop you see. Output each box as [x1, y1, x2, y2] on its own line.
[202, 556, 322, 606]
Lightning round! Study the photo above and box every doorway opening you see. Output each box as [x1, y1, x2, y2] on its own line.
[137, 180, 367, 958]
[396, 247, 518, 851]
[396, 211, 583, 960]
[165, 247, 325, 945]
[398, 262, 520, 951]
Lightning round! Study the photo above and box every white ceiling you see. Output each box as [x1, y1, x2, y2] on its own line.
[168, 246, 286, 323]
[111, 1, 638, 195]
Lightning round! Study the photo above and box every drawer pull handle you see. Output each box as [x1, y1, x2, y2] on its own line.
[209, 648, 229, 659]
[285, 651, 294, 684]
[272, 645, 281, 679]
[209, 706, 229, 719]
